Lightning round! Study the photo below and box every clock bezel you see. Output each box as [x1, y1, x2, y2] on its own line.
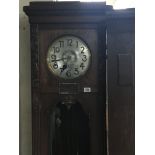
[46, 34, 92, 80]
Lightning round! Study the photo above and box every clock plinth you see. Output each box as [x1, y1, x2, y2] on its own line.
[24, 2, 108, 155]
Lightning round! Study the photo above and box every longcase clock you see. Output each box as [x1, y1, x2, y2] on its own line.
[24, 2, 111, 155]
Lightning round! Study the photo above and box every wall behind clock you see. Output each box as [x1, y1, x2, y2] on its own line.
[20, 1, 31, 155]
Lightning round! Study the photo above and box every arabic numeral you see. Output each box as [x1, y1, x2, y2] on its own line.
[82, 55, 87, 62]
[76, 41, 79, 48]
[80, 63, 85, 70]
[81, 46, 85, 54]
[53, 47, 60, 53]
[53, 62, 58, 69]
[60, 67, 64, 73]
[67, 39, 72, 46]
[51, 54, 56, 60]
[66, 70, 71, 77]
[59, 41, 64, 47]
[74, 68, 79, 75]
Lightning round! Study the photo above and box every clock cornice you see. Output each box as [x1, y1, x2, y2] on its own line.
[23, 2, 112, 24]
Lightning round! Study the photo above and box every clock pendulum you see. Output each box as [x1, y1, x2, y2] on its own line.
[50, 100, 90, 155]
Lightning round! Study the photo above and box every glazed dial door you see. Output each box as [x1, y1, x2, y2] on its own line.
[46, 35, 91, 79]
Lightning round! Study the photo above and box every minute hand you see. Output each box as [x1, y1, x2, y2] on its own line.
[51, 58, 67, 62]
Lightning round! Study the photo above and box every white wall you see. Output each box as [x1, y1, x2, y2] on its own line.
[19, 0, 31, 154]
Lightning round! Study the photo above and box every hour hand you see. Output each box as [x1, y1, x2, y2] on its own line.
[60, 64, 67, 74]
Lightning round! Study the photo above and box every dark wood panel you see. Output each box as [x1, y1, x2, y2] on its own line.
[107, 9, 135, 155]
[39, 27, 99, 93]
[118, 54, 133, 86]
[29, 22, 106, 155]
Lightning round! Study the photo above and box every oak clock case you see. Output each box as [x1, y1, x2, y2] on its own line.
[24, 2, 108, 155]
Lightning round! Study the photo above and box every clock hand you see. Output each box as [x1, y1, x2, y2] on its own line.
[60, 64, 67, 74]
[51, 58, 68, 62]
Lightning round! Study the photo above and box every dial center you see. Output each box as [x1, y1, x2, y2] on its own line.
[63, 50, 77, 64]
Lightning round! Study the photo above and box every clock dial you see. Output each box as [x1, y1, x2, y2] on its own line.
[47, 35, 91, 79]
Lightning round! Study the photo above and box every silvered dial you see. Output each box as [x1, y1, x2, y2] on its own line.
[47, 35, 91, 79]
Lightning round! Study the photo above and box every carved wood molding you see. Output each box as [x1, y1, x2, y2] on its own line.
[32, 93, 41, 155]
[30, 24, 39, 89]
